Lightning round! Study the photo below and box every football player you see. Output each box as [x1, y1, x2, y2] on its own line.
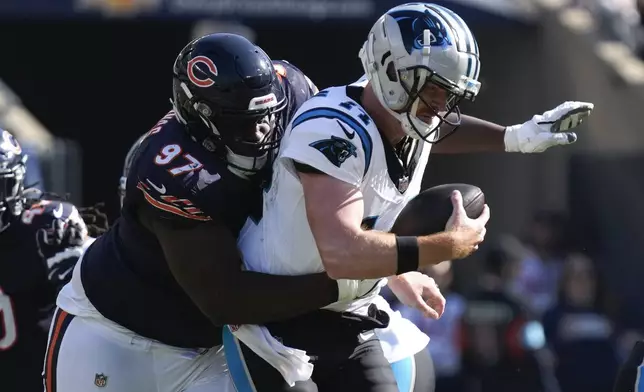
[46, 33, 390, 392]
[114, 73, 447, 392]
[229, 2, 593, 391]
[0, 129, 90, 392]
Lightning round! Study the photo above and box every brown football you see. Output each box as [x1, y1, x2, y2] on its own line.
[391, 184, 485, 236]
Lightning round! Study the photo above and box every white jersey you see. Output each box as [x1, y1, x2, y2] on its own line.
[238, 79, 431, 363]
[239, 79, 430, 311]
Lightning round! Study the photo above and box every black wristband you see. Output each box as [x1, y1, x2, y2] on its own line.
[395, 236, 419, 275]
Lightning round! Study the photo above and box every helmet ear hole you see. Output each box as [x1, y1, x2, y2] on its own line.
[386, 62, 398, 83]
[196, 102, 212, 117]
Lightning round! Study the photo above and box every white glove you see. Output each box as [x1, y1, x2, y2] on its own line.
[504, 101, 593, 153]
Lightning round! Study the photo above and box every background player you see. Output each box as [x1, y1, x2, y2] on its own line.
[46, 34, 381, 392]
[229, 2, 594, 391]
[0, 128, 91, 392]
[612, 340, 644, 392]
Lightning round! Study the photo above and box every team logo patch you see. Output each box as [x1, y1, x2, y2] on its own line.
[309, 136, 357, 168]
[390, 9, 452, 54]
[187, 56, 218, 88]
[94, 373, 108, 387]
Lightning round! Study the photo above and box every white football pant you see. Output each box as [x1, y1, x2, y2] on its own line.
[43, 307, 235, 392]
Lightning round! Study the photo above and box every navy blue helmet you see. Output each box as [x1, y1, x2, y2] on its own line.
[172, 33, 288, 173]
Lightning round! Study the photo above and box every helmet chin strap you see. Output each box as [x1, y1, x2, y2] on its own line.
[400, 96, 442, 141]
[373, 89, 441, 142]
[226, 148, 268, 179]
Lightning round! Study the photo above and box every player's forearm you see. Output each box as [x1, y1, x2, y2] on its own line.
[209, 271, 338, 325]
[320, 229, 455, 279]
[147, 210, 340, 327]
[432, 114, 505, 153]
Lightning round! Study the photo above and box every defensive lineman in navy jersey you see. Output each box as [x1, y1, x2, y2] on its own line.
[49, 34, 368, 392]
[0, 129, 90, 392]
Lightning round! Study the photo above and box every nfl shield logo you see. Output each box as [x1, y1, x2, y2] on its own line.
[94, 373, 108, 387]
[398, 176, 410, 193]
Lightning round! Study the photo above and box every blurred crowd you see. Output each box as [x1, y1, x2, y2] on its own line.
[575, 0, 644, 57]
[384, 210, 644, 392]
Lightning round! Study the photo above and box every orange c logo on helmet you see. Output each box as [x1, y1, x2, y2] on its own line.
[187, 56, 218, 88]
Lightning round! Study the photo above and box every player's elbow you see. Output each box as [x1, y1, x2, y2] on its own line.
[322, 259, 346, 280]
[316, 235, 359, 280]
[200, 299, 243, 326]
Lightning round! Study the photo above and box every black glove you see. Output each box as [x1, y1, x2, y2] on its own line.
[36, 217, 86, 290]
[36, 217, 85, 259]
[78, 202, 110, 237]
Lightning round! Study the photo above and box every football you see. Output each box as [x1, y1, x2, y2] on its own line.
[391, 184, 486, 236]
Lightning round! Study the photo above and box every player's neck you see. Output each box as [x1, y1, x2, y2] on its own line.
[361, 84, 406, 146]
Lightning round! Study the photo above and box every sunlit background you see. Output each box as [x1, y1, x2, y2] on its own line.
[1, 0, 643, 391]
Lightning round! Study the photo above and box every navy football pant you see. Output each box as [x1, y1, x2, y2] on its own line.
[223, 326, 434, 392]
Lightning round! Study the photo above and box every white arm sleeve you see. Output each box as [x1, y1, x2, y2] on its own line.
[281, 115, 370, 187]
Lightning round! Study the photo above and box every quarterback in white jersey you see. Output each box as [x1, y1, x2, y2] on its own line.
[230, 2, 594, 392]
[240, 78, 431, 313]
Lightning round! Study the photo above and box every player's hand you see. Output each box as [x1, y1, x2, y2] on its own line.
[388, 272, 445, 319]
[445, 190, 490, 259]
[36, 217, 86, 260]
[504, 101, 593, 153]
[36, 216, 87, 289]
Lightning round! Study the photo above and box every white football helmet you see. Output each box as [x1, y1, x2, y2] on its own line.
[359, 3, 482, 142]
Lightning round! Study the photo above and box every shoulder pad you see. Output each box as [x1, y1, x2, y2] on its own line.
[273, 60, 318, 122]
[283, 117, 371, 186]
[127, 112, 253, 223]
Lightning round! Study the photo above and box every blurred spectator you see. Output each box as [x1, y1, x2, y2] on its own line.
[510, 211, 572, 317]
[461, 245, 548, 392]
[542, 253, 620, 392]
[395, 262, 467, 392]
[21, 142, 45, 190]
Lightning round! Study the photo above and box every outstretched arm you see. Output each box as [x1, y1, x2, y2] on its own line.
[432, 114, 505, 153]
[433, 102, 593, 154]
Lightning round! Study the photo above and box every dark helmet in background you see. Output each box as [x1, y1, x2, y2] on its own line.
[0, 129, 27, 232]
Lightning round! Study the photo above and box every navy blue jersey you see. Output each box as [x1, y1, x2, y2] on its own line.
[81, 62, 317, 349]
[0, 200, 83, 392]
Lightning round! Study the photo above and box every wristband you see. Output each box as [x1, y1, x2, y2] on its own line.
[396, 236, 419, 275]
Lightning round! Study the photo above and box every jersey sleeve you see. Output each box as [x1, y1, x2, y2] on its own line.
[281, 106, 372, 187]
[23, 200, 88, 240]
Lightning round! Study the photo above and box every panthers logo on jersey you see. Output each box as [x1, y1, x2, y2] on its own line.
[309, 136, 357, 168]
